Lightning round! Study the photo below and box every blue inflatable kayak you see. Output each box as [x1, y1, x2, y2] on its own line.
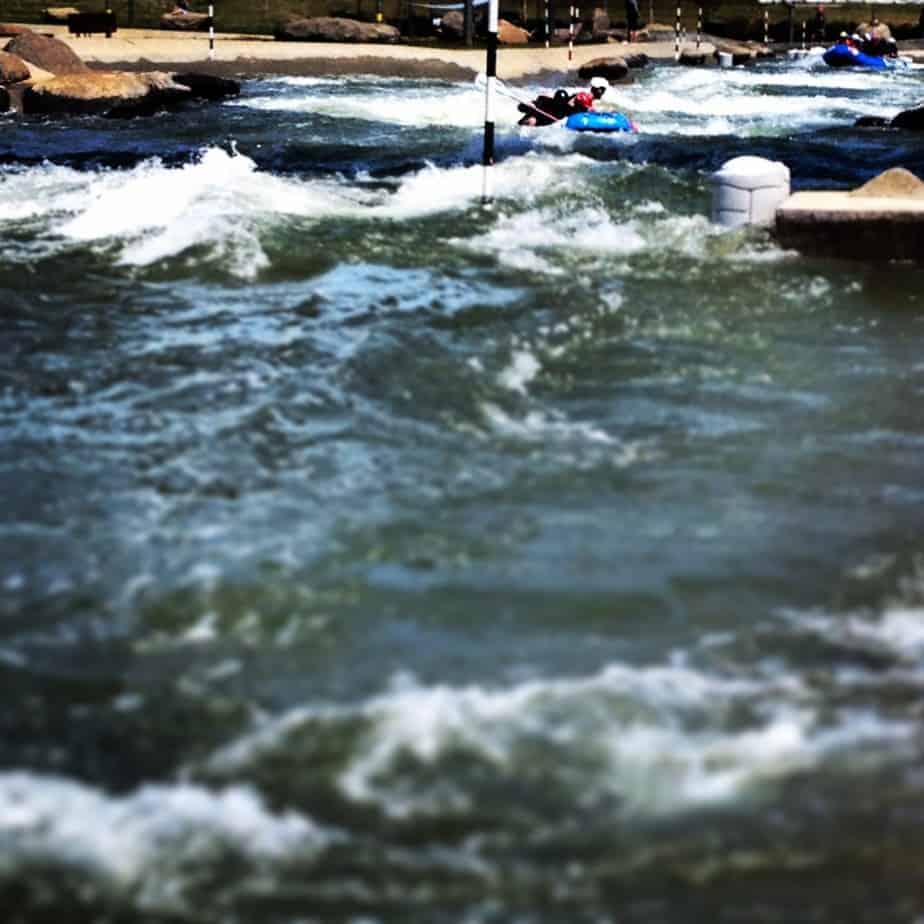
[565, 111, 636, 133]
[822, 43, 905, 70]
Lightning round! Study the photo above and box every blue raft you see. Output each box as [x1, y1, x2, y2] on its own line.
[565, 111, 636, 133]
[822, 42, 905, 70]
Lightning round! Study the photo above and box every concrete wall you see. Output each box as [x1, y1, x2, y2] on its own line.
[5, 0, 924, 38]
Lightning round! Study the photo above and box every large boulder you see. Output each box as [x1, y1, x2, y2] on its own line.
[498, 19, 529, 44]
[578, 56, 629, 82]
[275, 17, 400, 43]
[891, 104, 924, 131]
[172, 71, 240, 100]
[4, 32, 88, 75]
[160, 11, 212, 31]
[0, 24, 34, 37]
[22, 70, 190, 116]
[0, 50, 31, 84]
[440, 10, 464, 40]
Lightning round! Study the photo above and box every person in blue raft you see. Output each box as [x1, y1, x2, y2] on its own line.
[517, 76, 610, 126]
[516, 77, 637, 132]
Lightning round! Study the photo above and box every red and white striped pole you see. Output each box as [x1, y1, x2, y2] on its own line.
[481, 0, 499, 202]
[208, 3, 214, 60]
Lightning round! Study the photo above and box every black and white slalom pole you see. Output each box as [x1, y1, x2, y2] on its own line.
[208, 3, 215, 60]
[545, 0, 549, 48]
[674, 5, 680, 61]
[696, 6, 701, 50]
[481, 0, 499, 203]
[569, 5, 575, 61]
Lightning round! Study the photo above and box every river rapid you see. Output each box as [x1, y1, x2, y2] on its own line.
[2, 52, 924, 923]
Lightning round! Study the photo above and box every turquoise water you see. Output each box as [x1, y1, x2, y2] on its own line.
[2, 56, 924, 922]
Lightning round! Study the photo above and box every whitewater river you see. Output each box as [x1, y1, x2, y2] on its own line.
[2, 53, 924, 923]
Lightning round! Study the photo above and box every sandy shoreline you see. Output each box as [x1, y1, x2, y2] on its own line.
[19, 24, 714, 80]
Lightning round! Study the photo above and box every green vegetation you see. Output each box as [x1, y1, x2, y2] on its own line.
[5, 0, 923, 39]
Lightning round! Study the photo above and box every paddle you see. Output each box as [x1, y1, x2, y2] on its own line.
[474, 72, 563, 124]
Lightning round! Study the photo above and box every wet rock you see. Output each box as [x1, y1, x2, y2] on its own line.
[680, 50, 707, 65]
[891, 105, 924, 131]
[0, 50, 31, 85]
[275, 17, 400, 43]
[578, 56, 629, 81]
[160, 11, 212, 31]
[625, 53, 649, 68]
[3, 32, 88, 75]
[854, 115, 890, 128]
[0, 85, 9, 112]
[172, 72, 240, 100]
[22, 70, 190, 117]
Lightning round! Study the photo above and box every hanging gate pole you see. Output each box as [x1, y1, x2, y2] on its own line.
[481, 0, 499, 203]
[208, 3, 214, 60]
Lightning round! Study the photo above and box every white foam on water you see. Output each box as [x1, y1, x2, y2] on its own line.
[14, 148, 363, 274]
[378, 151, 592, 218]
[612, 63, 916, 133]
[790, 604, 924, 663]
[3, 149, 604, 273]
[461, 206, 720, 272]
[57, 146, 371, 278]
[240, 81, 492, 128]
[0, 772, 332, 892]
[209, 659, 910, 821]
[460, 205, 645, 273]
[497, 348, 541, 394]
[479, 402, 617, 445]
[0, 163, 98, 222]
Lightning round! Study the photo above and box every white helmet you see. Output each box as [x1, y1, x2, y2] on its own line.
[589, 76, 609, 90]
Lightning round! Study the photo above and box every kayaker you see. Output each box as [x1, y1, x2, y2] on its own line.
[517, 77, 609, 126]
[571, 77, 610, 112]
[517, 89, 576, 126]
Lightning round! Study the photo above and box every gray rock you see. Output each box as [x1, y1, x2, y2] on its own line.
[578, 56, 629, 82]
[892, 105, 924, 131]
[440, 10, 464, 40]
[160, 11, 212, 31]
[4, 31, 88, 75]
[276, 17, 400, 44]
[172, 71, 240, 100]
